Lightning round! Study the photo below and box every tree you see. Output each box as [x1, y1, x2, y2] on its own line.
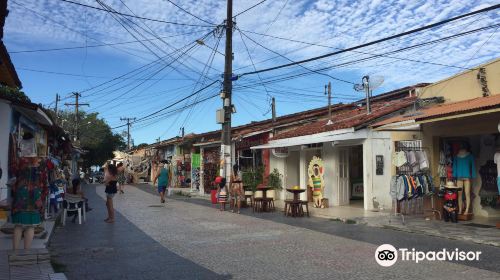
[58, 110, 126, 168]
[0, 85, 31, 103]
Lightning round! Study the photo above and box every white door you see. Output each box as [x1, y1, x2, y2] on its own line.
[338, 148, 350, 205]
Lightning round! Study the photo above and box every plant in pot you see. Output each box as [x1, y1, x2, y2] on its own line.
[242, 166, 264, 195]
[267, 168, 283, 200]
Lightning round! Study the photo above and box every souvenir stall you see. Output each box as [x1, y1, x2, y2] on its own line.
[390, 140, 438, 221]
[1, 105, 54, 241]
[202, 147, 220, 194]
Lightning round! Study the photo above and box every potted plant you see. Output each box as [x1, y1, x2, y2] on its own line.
[267, 168, 283, 200]
[242, 166, 264, 196]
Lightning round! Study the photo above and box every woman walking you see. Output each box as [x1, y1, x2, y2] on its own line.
[230, 164, 243, 214]
[104, 163, 118, 223]
[153, 162, 169, 203]
[117, 162, 126, 194]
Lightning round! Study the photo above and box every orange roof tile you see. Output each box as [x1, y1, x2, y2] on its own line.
[373, 94, 500, 127]
[273, 97, 416, 140]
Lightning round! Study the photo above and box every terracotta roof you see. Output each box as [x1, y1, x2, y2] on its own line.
[373, 94, 500, 127]
[273, 97, 416, 140]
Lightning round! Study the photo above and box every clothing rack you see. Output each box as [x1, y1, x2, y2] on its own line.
[392, 140, 440, 223]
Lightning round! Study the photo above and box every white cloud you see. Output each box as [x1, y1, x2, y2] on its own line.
[3, 0, 499, 133]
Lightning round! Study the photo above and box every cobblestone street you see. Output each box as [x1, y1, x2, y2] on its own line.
[49, 185, 500, 280]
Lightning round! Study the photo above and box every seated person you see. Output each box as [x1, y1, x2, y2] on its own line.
[64, 178, 92, 223]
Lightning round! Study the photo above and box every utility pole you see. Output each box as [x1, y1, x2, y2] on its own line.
[54, 94, 61, 125]
[364, 76, 371, 114]
[271, 97, 276, 134]
[64, 92, 89, 143]
[221, 0, 233, 179]
[324, 81, 332, 120]
[120, 117, 136, 150]
[180, 127, 185, 138]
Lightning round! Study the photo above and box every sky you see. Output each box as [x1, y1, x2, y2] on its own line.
[4, 0, 499, 144]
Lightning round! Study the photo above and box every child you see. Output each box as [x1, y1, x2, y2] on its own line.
[215, 176, 228, 211]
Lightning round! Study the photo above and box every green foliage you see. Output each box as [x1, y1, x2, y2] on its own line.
[242, 166, 264, 192]
[267, 168, 283, 190]
[0, 85, 31, 103]
[57, 110, 126, 168]
[135, 143, 149, 149]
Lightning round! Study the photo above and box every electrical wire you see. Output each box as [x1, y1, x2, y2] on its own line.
[233, 0, 267, 18]
[163, 0, 216, 25]
[239, 3, 500, 77]
[56, 0, 216, 27]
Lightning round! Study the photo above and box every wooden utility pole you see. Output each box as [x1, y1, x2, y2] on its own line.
[221, 0, 233, 179]
[271, 97, 276, 134]
[64, 92, 89, 142]
[324, 82, 333, 125]
[54, 94, 61, 125]
[120, 117, 136, 150]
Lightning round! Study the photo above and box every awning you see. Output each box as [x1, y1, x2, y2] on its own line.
[13, 105, 53, 126]
[193, 141, 221, 147]
[251, 128, 367, 149]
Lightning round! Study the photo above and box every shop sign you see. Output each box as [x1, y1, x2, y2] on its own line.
[376, 155, 384, 175]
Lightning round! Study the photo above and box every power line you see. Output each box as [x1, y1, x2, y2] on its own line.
[9, 30, 207, 54]
[239, 3, 500, 77]
[163, 0, 216, 25]
[233, 0, 267, 18]
[238, 29, 473, 71]
[237, 27, 356, 85]
[56, 0, 216, 27]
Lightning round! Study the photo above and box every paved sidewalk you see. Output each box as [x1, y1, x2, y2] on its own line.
[49, 184, 227, 280]
[152, 185, 500, 248]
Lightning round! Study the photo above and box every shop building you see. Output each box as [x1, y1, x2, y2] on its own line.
[251, 85, 426, 210]
[373, 57, 500, 220]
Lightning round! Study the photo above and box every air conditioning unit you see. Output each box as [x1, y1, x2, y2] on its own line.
[216, 109, 224, 124]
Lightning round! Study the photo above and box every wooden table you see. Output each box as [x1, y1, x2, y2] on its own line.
[286, 188, 306, 217]
[256, 186, 272, 212]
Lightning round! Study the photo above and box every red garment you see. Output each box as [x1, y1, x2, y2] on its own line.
[444, 192, 457, 201]
[451, 143, 461, 156]
[446, 165, 453, 179]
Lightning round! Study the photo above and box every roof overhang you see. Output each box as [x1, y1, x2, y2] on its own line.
[193, 141, 221, 147]
[375, 107, 500, 130]
[251, 128, 367, 149]
[13, 105, 53, 126]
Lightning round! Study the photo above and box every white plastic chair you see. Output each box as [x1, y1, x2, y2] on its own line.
[62, 194, 86, 225]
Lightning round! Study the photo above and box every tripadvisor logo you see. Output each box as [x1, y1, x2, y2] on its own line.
[375, 244, 481, 267]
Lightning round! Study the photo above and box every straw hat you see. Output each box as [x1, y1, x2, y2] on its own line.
[445, 181, 459, 189]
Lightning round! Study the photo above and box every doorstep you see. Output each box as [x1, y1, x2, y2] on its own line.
[357, 215, 500, 247]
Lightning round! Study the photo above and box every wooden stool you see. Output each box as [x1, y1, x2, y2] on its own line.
[284, 199, 293, 216]
[253, 198, 263, 212]
[300, 200, 309, 217]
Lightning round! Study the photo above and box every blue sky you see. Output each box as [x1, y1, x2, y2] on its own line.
[4, 0, 499, 144]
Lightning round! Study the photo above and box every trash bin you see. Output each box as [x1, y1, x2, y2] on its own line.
[211, 190, 217, 204]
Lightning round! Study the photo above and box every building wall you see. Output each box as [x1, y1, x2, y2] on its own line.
[0, 101, 11, 202]
[363, 131, 393, 210]
[419, 58, 500, 103]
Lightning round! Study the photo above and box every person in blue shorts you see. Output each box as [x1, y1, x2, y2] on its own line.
[154, 161, 169, 204]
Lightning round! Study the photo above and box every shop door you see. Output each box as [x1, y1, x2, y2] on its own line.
[338, 148, 350, 205]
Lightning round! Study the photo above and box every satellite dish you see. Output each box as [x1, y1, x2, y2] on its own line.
[353, 75, 384, 92]
[367, 75, 384, 90]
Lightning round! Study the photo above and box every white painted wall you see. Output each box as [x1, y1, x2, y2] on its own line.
[269, 153, 285, 200]
[363, 131, 393, 210]
[0, 102, 12, 203]
[322, 143, 337, 207]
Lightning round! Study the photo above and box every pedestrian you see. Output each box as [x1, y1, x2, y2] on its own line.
[104, 163, 118, 223]
[117, 162, 126, 194]
[153, 161, 169, 204]
[215, 176, 228, 211]
[230, 164, 243, 214]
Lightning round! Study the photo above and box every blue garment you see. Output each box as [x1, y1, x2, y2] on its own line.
[497, 177, 500, 194]
[158, 168, 169, 187]
[452, 154, 476, 179]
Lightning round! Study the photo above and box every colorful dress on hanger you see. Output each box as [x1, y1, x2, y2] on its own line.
[11, 164, 44, 226]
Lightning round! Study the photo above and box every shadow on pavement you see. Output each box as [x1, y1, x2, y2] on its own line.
[49, 184, 231, 280]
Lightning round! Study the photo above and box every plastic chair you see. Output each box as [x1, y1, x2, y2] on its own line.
[62, 194, 86, 225]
